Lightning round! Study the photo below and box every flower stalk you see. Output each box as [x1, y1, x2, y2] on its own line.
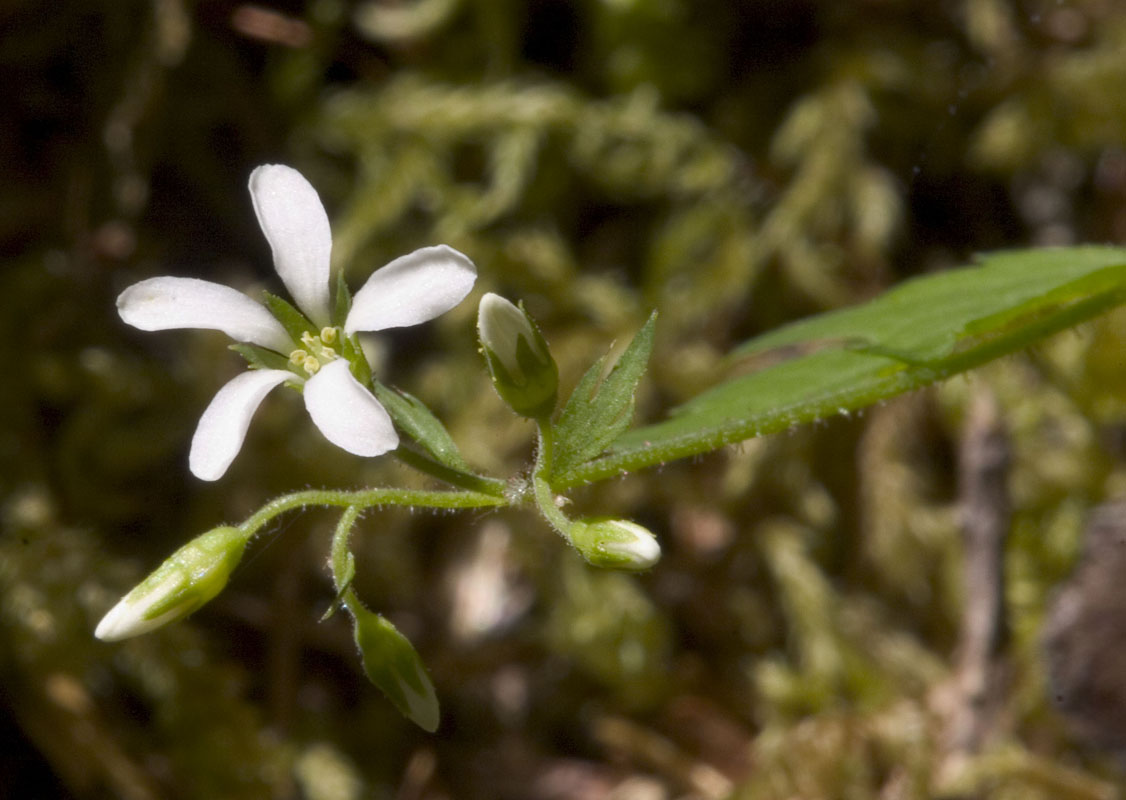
[331, 506, 440, 732]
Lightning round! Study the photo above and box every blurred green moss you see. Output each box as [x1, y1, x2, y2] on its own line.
[6, 0, 1126, 797]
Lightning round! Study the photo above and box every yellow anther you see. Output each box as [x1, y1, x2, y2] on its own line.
[320, 327, 338, 345]
[303, 357, 321, 375]
[320, 346, 337, 359]
[289, 348, 309, 365]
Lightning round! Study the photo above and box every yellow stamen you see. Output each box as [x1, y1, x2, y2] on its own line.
[290, 327, 342, 376]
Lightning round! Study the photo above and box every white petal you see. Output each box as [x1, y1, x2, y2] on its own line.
[249, 164, 333, 326]
[477, 292, 533, 375]
[344, 245, 476, 334]
[303, 360, 398, 456]
[117, 277, 291, 352]
[95, 572, 185, 641]
[189, 369, 291, 481]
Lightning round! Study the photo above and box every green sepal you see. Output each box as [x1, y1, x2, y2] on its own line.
[341, 333, 373, 387]
[477, 296, 559, 418]
[481, 332, 558, 418]
[143, 526, 247, 621]
[229, 343, 296, 373]
[350, 605, 440, 732]
[567, 517, 661, 571]
[372, 382, 471, 471]
[262, 291, 315, 343]
[333, 270, 353, 327]
[550, 312, 657, 478]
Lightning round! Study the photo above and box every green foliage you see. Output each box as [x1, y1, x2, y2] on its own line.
[559, 247, 1126, 486]
[371, 382, 471, 472]
[551, 312, 656, 480]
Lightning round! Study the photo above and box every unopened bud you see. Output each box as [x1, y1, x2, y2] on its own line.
[352, 606, 440, 731]
[95, 526, 247, 641]
[478, 293, 558, 417]
[568, 518, 661, 571]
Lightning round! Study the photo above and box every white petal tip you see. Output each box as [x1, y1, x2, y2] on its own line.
[249, 164, 333, 325]
[189, 370, 291, 482]
[404, 680, 440, 732]
[94, 602, 134, 641]
[304, 360, 399, 457]
[344, 245, 477, 334]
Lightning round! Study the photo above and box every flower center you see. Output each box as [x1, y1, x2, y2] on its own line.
[289, 327, 340, 376]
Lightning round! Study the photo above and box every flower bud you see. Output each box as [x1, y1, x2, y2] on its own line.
[352, 606, 440, 731]
[95, 526, 247, 641]
[568, 518, 661, 571]
[477, 293, 558, 418]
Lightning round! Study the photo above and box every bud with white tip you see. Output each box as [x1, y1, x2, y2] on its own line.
[477, 293, 558, 418]
[95, 526, 247, 641]
[568, 518, 661, 571]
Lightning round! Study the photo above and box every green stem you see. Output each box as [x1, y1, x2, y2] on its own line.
[393, 446, 507, 496]
[328, 505, 372, 618]
[330, 505, 362, 590]
[532, 418, 572, 537]
[237, 487, 505, 540]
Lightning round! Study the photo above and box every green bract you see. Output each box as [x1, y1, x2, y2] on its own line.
[550, 312, 656, 479]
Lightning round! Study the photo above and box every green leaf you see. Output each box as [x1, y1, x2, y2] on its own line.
[551, 312, 657, 478]
[262, 291, 315, 344]
[229, 343, 295, 373]
[553, 246, 1126, 487]
[350, 604, 439, 732]
[372, 382, 471, 472]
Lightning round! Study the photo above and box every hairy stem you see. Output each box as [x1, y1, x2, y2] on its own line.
[237, 487, 505, 540]
[532, 419, 572, 537]
[393, 446, 508, 496]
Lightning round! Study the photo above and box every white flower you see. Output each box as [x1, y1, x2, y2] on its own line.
[117, 164, 476, 480]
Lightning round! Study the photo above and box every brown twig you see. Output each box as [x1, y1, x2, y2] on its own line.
[938, 387, 1011, 789]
